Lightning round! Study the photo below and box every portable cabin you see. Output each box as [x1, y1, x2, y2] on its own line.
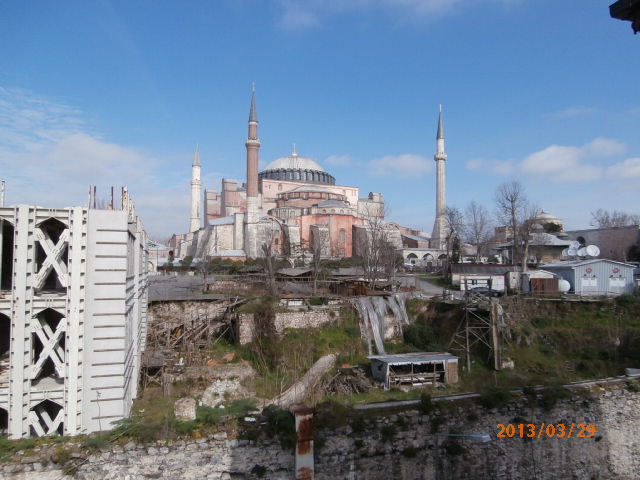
[539, 259, 635, 296]
[369, 352, 458, 390]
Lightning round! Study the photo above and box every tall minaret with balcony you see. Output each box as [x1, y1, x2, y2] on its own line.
[190, 146, 201, 233]
[431, 106, 448, 249]
[244, 85, 260, 257]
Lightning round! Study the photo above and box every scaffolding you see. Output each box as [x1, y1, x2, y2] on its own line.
[449, 294, 507, 372]
[141, 296, 247, 389]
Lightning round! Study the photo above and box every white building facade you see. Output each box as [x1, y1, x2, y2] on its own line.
[0, 199, 148, 438]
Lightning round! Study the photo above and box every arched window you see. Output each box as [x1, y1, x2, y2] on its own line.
[339, 229, 346, 244]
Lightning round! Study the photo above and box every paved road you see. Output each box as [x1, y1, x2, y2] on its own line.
[397, 275, 462, 298]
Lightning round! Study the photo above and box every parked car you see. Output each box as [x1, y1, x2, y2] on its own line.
[468, 286, 503, 297]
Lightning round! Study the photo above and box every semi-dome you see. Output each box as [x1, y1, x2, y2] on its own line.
[259, 150, 336, 185]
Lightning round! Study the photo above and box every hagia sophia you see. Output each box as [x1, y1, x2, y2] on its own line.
[171, 88, 449, 265]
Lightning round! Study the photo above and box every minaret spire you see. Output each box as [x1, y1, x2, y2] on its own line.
[249, 83, 257, 124]
[245, 84, 261, 257]
[190, 145, 202, 233]
[437, 105, 444, 140]
[431, 106, 448, 250]
[193, 144, 200, 166]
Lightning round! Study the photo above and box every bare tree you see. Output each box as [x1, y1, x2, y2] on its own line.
[310, 226, 330, 294]
[590, 209, 640, 228]
[464, 201, 492, 262]
[495, 180, 528, 267]
[260, 219, 281, 296]
[518, 203, 541, 272]
[356, 204, 392, 289]
[379, 240, 400, 283]
[443, 206, 465, 273]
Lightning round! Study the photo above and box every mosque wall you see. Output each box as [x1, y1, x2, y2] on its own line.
[261, 178, 359, 212]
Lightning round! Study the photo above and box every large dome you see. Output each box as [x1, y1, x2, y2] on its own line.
[259, 151, 335, 185]
[263, 153, 326, 173]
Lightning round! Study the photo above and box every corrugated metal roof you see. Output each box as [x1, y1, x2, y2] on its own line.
[368, 352, 457, 365]
[540, 259, 635, 269]
[450, 264, 517, 275]
[332, 267, 365, 276]
[277, 268, 313, 276]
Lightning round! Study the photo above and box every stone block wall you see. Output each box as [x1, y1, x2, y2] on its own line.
[235, 310, 338, 344]
[4, 385, 640, 479]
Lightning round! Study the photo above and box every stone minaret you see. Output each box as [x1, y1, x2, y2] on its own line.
[190, 146, 201, 233]
[244, 85, 260, 257]
[431, 106, 448, 249]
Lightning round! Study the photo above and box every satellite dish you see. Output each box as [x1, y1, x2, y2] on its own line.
[577, 247, 588, 257]
[568, 247, 578, 256]
[558, 279, 571, 293]
[561, 248, 569, 257]
[586, 245, 600, 257]
[570, 240, 581, 249]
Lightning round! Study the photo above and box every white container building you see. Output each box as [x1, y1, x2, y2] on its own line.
[539, 259, 635, 296]
[0, 197, 148, 438]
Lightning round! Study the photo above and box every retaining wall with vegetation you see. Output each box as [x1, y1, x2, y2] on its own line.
[236, 310, 338, 345]
[3, 384, 640, 480]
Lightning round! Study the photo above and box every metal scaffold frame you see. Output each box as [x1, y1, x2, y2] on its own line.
[449, 295, 507, 372]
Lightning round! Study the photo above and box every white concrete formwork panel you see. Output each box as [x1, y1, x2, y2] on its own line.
[94, 230, 128, 243]
[93, 244, 128, 257]
[92, 325, 125, 337]
[88, 363, 125, 377]
[91, 284, 127, 299]
[82, 207, 148, 434]
[92, 257, 128, 271]
[93, 271, 127, 284]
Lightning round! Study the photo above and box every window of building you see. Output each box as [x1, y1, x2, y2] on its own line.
[278, 184, 283, 191]
[339, 229, 346, 244]
[339, 248, 345, 257]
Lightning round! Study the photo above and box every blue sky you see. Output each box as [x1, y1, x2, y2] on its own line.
[1, 0, 638, 239]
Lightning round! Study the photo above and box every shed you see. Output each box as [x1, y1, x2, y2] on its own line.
[276, 268, 313, 282]
[539, 259, 636, 296]
[368, 352, 458, 390]
[450, 264, 518, 292]
[521, 269, 558, 295]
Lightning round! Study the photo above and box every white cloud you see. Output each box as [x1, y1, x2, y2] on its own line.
[607, 157, 640, 178]
[583, 137, 625, 157]
[369, 153, 431, 177]
[325, 154, 353, 167]
[467, 138, 627, 183]
[521, 145, 583, 174]
[465, 157, 515, 175]
[276, 0, 523, 28]
[551, 105, 596, 118]
[0, 87, 187, 238]
[553, 164, 602, 182]
[519, 138, 624, 182]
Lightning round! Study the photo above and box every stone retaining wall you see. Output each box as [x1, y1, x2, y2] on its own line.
[3, 385, 640, 480]
[236, 310, 338, 344]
